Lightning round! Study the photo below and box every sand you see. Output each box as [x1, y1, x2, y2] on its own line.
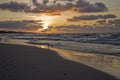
[0, 43, 119, 80]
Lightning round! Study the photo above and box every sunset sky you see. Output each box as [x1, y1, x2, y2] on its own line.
[0, 0, 120, 33]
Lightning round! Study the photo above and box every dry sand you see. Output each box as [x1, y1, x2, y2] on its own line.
[0, 43, 119, 80]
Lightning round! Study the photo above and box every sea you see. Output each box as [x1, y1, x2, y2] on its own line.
[0, 33, 120, 79]
[0, 33, 120, 55]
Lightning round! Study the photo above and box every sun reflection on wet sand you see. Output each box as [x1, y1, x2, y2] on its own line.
[38, 45, 49, 49]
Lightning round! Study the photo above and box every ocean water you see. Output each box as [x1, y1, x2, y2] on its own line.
[0, 33, 120, 78]
[0, 33, 120, 55]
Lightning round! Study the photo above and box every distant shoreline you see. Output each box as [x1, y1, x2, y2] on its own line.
[0, 30, 120, 34]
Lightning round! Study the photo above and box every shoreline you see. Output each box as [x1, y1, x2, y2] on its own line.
[0, 43, 119, 80]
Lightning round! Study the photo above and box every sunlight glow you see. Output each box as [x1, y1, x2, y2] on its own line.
[37, 14, 59, 32]
[40, 45, 48, 49]
[42, 20, 51, 30]
[38, 15, 53, 31]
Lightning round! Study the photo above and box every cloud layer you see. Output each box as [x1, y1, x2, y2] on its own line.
[54, 24, 120, 33]
[74, 0, 108, 12]
[0, 1, 29, 12]
[0, 20, 43, 31]
[67, 14, 117, 22]
[96, 19, 120, 26]
[0, 19, 120, 33]
[0, 0, 108, 14]
[0, 0, 119, 33]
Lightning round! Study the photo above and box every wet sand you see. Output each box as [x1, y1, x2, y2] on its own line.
[0, 43, 119, 80]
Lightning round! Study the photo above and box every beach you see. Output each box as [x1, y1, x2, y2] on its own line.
[0, 43, 119, 80]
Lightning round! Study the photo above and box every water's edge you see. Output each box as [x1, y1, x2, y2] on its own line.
[0, 38, 120, 79]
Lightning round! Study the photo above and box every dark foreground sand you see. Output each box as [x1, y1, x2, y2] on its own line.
[0, 43, 119, 80]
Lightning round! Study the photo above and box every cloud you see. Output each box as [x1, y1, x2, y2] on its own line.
[0, 19, 120, 33]
[43, 0, 49, 6]
[96, 20, 106, 25]
[31, 0, 108, 13]
[0, 1, 29, 12]
[55, 25, 81, 29]
[111, 19, 120, 25]
[54, 24, 120, 33]
[32, 0, 38, 6]
[0, 20, 43, 32]
[53, 0, 74, 3]
[67, 14, 117, 22]
[91, 19, 120, 30]
[0, 0, 109, 14]
[74, 0, 108, 12]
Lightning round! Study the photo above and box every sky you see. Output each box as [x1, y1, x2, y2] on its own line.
[0, 0, 120, 33]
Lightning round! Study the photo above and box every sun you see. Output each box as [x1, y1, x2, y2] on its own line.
[42, 20, 51, 30]
[36, 14, 60, 32]
[37, 14, 52, 32]
[37, 20, 51, 32]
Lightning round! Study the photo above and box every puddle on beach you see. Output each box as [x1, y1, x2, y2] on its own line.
[0, 38, 120, 79]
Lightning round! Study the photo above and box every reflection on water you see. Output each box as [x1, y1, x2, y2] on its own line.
[0, 37, 120, 79]
[50, 48, 120, 79]
[0, 37, 30, 46]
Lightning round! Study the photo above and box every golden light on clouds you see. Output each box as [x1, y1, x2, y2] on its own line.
[37, 20, 52, 32]
[36, 14, 60, 32]
[42, 20, 51, 30]
[39, 14, 52, 31]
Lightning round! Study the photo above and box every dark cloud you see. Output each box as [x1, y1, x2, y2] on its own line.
[0, 0, 109, 14]
[32, 0, 37, 3]
[0, 1, 29, 12]
[53, 0, 74, 3]
[112, 19, 120, 25]
[43, 0, 49, 6]
[37, 0, 108, 13]
[108, 19, 120, 25]
[96, 20, 106, 25]
[0, 20, 43, 31]
[55, 25, 81, 29]
[53, 0, 57, 4]
[32, 0, 38, 5]
[54, 24, 120, 33]
[74, 0, 108, 12]
[95, 19, 120, 26]
[67, 14, 117, 22]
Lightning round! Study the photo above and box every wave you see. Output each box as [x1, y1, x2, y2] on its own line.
[0, 33, 120, 55]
